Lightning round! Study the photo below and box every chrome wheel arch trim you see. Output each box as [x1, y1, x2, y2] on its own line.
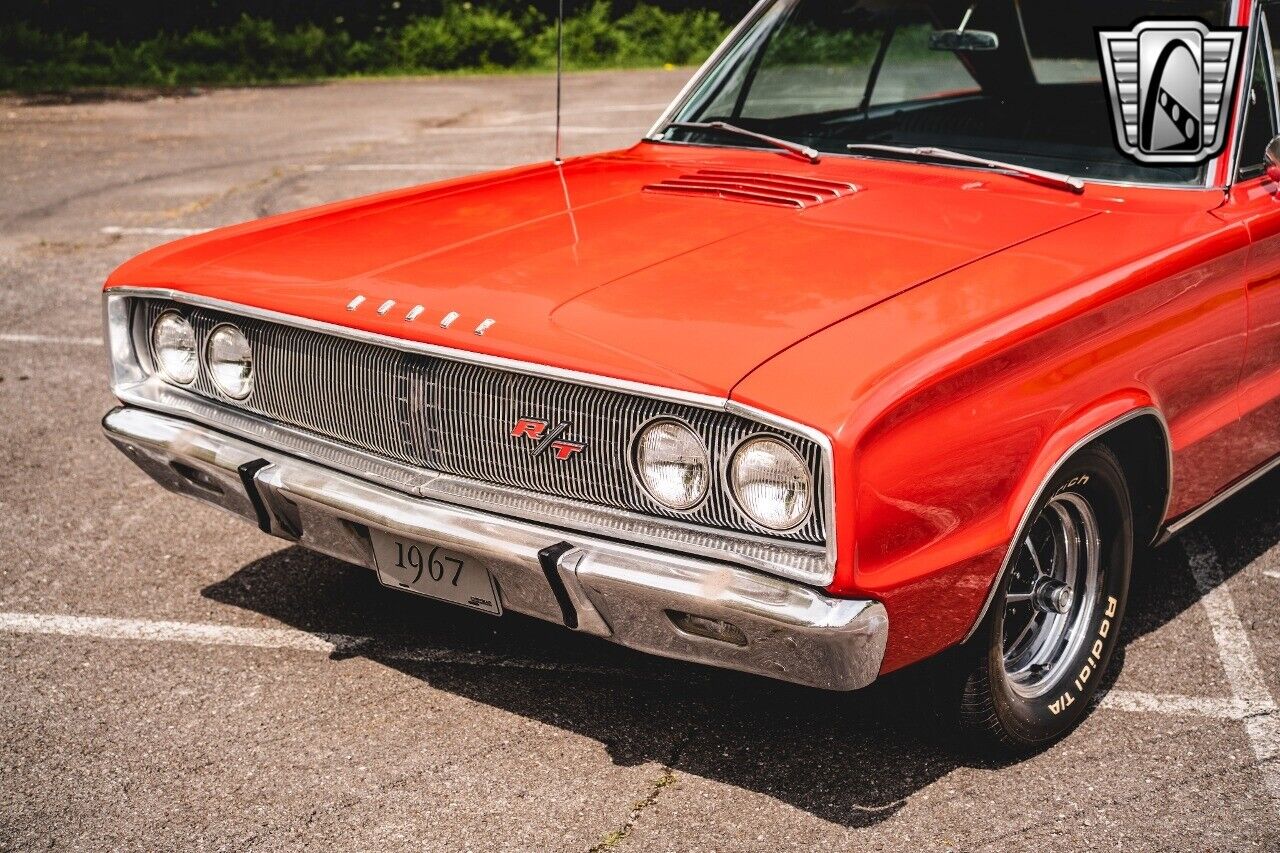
[961, 406, 1173, 644]
[104, 286, 839, 585]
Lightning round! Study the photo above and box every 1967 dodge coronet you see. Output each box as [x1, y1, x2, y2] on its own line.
[102, 0, 1280, 749]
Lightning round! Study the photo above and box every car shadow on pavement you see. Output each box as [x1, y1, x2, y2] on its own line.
[200, 471, 1280, 829]
[1118, 471, 1280, 667]
[202, 547, 976, 827]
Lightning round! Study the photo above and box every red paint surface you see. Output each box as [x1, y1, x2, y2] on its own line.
[108, 128, 1280, 675]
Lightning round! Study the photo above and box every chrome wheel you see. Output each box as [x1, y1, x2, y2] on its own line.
[1002, 492, 1102, 699]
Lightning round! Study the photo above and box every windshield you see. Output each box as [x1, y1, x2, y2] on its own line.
[658, 0, 1234, 186]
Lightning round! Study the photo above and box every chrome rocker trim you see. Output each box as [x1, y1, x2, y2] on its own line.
[103, 406, 888, 692]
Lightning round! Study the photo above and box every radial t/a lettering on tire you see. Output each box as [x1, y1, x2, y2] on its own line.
[958, 443, 1133, 751]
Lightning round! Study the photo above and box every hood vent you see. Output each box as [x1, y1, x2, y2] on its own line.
[643, 169, 859, 209]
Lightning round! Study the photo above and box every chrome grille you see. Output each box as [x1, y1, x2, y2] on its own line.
[139, 299, 828, 545]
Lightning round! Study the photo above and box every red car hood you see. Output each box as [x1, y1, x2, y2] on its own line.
[107, 147, 1099, 397]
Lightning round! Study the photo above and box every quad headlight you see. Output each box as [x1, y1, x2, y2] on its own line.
[730, 437, 812, 531]
[150, 311, 197, 385]
[633, 420, 709, 510]
[206, 324, 254, 399]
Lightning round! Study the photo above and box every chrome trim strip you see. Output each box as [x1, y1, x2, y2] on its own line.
[405, 305, 425, 322]
[474, 319, 496, 336]
[104, 405, 886, 690]
[377, 299, 396, 316]
[440, 311, 460, 329]
[1162, 451, 1280, 538]
[961, 406, 1173, 644]
[645, 0, 774, 138]
[105, 288, 838, 585]
[346, 295, 366, 311]
[1224, 0, 1261, 187]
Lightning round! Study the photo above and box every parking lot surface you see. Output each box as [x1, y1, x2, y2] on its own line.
[1, 70, 1279, 852]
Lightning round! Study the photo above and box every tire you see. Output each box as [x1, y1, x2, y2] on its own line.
[957, 443, 1134, 753]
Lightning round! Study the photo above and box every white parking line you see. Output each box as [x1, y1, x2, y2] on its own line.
[0, 611, 624, 677]
[0, 333, 103, 346]
[1099, 689, 1271, 720]
[1265, 569, 1280, 581]
[101, 226, 211, 237]
[1183, 533, 1280, 813]
[3, 608, 1275, 731]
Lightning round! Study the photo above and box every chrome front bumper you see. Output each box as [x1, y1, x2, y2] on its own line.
[102, 406, 888, 691]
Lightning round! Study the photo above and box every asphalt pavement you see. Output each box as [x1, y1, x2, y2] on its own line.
[1, 70, 1278, 851]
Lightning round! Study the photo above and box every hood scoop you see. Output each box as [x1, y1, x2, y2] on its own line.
[643, 169, 859, 209]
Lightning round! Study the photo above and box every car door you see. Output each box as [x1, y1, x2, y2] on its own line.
[1221, 3, 1280, 473]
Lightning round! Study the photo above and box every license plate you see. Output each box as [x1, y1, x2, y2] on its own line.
[370, 530, 501, 616]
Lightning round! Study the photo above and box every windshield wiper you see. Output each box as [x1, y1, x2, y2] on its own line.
[663, 121, 821, 164]
[845, 143, 1085, 194]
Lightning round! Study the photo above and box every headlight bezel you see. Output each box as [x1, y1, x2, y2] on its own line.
[630, 417, 712, 512]
[149, 310, 198, 386]
[205, 322, 255, 400]
[727, 434, 814, 532]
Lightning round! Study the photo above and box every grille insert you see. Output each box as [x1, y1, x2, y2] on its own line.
[644, 169, 859, 209]
[137, 299, 828, 545]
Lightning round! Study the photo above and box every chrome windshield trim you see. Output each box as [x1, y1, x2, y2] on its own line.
[647, 1, 775, 138]
[1226, 0, 1272, 187]
[105, 287, 838, 586]
[1210, 0, 1250, 188]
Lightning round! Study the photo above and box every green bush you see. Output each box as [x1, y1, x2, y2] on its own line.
[398, 4, 531, 69]
[0, 2, 731, 91]
[614, 4, 726, 64]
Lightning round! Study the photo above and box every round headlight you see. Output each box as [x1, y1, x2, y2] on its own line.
[206, 324, 253, 400]
[150, 311, 197, 385]
[633, 420, 709, 510]
[730, 437, 812, 531]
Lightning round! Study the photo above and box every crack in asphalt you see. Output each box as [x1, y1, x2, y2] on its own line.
[586, 717, 697, 852]
[1, 152, 301, 228]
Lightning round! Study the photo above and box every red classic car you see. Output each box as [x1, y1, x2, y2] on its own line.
[102, 0, 1280, 750]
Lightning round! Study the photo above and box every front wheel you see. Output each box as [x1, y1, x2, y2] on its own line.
[958, 443, 1133, 752]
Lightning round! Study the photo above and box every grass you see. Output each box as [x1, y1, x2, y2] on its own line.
[0, 1, 730, 93]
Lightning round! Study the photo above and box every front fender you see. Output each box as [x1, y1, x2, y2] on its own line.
[732, 204, 1241, 675]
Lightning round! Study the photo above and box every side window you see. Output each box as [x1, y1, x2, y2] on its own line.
[1240, 10, 1280, 178]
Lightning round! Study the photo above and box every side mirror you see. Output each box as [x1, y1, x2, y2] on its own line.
[929, 29, 1000, 52]
[1266, 136, 1280, 184]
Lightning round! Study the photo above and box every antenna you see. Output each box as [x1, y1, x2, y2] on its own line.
[555, 0, 564, 165]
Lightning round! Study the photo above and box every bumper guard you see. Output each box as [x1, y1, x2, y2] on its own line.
[102, 406, 888, 691]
